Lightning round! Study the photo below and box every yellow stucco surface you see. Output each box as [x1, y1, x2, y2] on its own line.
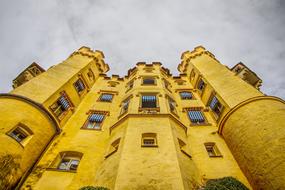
[0, 46, 284, 190]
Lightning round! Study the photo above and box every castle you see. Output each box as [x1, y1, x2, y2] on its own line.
[0, 46, 284, 190]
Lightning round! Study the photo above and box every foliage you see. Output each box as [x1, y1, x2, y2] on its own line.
[0, 154, 21, 190]
[79, 186, 110, 190]
[204, 177, 249, 190]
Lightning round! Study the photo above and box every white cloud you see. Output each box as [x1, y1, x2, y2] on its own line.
[0, 0, 284, 99]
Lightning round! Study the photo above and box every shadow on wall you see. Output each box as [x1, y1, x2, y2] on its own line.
[0, 154, 22, 190]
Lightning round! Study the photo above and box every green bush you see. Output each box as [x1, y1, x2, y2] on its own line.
[79, 186, 110, 190]
[204, 177, 249, 190]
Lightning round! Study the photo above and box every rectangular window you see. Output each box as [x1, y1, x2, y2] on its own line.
[197, 78, 206, 92]
[163, 79, 171, 90]
[74, 78, 85, 93]
[142, 78, 155, 85]
[7, 124, 33, 146]
[142, 133, 157, 147]
[83, 113, 105, 130]
[87, 69, 95, 82]
[168, 97, 177, 114]
[9, 128, 28, 142]
[209, 95, 223, 117]
[50, 93, 72, 119]
[187, 109, 206, 124]
[141, 95, 157, 108]
[143, 138, 155, 145]
[204, 142, 222, 157]
[58, 158, 80, 171]
[56, 152, 83, 171]
[99, 93, 114, 102]
[180, 92, 193, 100]
[128, 80, 134, 89]
[120, 98, 130, 115]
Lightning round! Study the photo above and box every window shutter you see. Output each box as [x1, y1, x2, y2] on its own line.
[58, 96, 70, 110]
[210, 96, 218, 109]
[188, 110, 205, 123]
[142, 95, 157, 108]
[101, 94, 113, 101]
[76, 80, 85, 91]
[180, 92, 192, 99]
[89, 113, 104, 123]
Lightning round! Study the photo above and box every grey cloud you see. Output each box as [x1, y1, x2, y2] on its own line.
[0, 0, 284, 99]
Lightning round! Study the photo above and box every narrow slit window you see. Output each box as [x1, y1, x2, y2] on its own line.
[120, 98, 130, 115]
[87, 69, 95, 82]
[168, 97, 177, 114]
[197, 78, 206, 92]
[180, 92, 193, 100]
[128, 80, 134, 90]
[204, 143, 222, 157]
[74, 78, 85, 93]
[163, 79, 171, 90]
[190, 70, 196, 81]
[100, 93, 114, 102]
[141, 95, 157, 108]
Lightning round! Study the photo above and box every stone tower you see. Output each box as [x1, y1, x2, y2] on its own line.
[0, 46, 284, 190]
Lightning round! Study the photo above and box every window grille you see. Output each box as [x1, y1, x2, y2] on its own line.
[142, 133, 157, 147]
[85, 113, 105, 129]
[142, 95, 157, 108]
[187, 110, 205, 124]
[58, 95, 70, 110]
[100, 94, 113, 102]
[180, 92, 193, 100]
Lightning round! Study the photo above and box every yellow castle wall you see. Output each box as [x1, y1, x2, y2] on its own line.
[220, 97, 285, 190]
[0, 96, 57, 189]
[3, 46, 284, 190]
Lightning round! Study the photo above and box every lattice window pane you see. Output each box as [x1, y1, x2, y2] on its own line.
[142, 95, 157, 108]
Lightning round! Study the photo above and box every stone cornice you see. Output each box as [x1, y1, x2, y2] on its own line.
[109, 113, 188, 135]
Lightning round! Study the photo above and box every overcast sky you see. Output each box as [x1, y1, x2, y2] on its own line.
[0, 0, 284, 99]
